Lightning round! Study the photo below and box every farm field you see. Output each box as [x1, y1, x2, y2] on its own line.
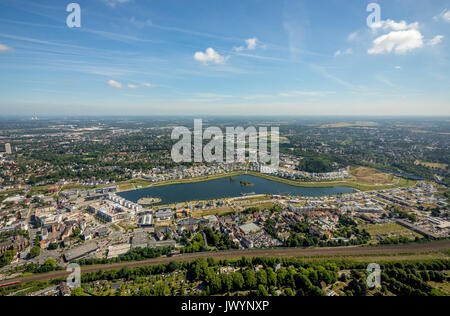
[415, 160, 448, 170]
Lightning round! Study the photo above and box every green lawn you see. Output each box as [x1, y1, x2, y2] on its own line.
[362, 223, 423, 241]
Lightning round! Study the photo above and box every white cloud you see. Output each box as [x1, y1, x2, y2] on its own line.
[142, 83, 154, 88]
[0, 43, 13, 52]
[368, 27, 424, 55]
[129, 17, 152, 28]
[368, 19, 443, 55]
[428, 35, 444, 46]
[105, 0, 131, 8]
[434, 9, 450, 22]
[370, 19, 419, 32]
[334, 48, 353, 57]
[234, 37, 259, 52]
[443, 10, 450, 22]
[395, 66, 402, 70]
[107, 80, 123, 89]
[194, 48, 228, 65]
[348, 32, 358, 41]
[127, 84, 138, 89]
[246, 37, 258, 50]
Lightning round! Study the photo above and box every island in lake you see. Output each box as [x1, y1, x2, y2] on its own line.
[240, 180, 254, 187]
[137, 196, 162, 205]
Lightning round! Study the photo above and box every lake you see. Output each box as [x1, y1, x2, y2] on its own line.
[117, 174, 355, 206]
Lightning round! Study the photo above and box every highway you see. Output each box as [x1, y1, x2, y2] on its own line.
[1, 240, 449, 287]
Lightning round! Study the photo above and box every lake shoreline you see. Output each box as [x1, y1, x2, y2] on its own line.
[117, 174, 356, 206]
[117, 169, 413, 194]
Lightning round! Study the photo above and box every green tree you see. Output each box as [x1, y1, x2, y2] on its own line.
[243, 270, 257, 289]
[44, 258, 56, 267]
[47, 243, 59, 250]
[29, 246, 40, 259]
[283, 288, 295, 296]
[266, 268, 277, 287]
[299, 157, 333, 173]
[221, 274, 233, 292]
[71, 287, 86, 296]
[256, 270, 268, 286]
[232, 272, 245, 290]
[256, 284, 269, 296]
[0, 250, 16, 267]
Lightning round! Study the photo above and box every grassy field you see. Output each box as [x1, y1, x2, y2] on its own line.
[246, 169, 415, 192]
[118, 179, 156, 191]
[429, 279, 450, 295]
[192, 207, 235, 218]
[251, 202, 277, 209]
[191, 201, 275, 218]
[350, 166, 394, 184]
[364, 223, 409, 235]
[297, 251, 449, 263]
[360, 223, 423, 245]
[415, 160, 448, 170]
[118, 172, 243, 192]
[235, 195, 273, 203]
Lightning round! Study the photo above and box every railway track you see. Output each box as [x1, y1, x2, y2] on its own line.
[1, 240, 449, 287]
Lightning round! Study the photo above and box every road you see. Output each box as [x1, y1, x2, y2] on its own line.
[1, 240, 449, 287]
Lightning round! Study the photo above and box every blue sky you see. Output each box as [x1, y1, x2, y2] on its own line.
[0, 0, 449, 116]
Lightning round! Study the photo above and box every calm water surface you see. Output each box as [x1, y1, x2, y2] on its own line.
[117, 175, 355, 206]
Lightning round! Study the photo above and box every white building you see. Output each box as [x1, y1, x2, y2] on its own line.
[5, 143, 12, 154]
